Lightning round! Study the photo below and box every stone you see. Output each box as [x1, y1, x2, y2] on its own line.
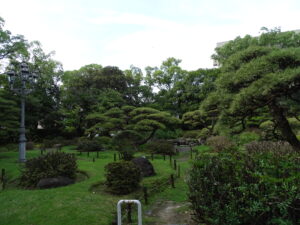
[37, 176, 74, 189]
[132, 157, 155, 177]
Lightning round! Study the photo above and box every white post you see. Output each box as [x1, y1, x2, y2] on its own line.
[117, 200, 142, 225]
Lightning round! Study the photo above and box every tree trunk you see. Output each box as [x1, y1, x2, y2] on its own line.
[137, 129, 157, 145]
[269, 101, 300, 151]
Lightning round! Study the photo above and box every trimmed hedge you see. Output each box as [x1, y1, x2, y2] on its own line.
[105, 161, 141, 195]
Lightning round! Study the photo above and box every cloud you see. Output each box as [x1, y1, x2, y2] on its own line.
[88, 12, 184, 29]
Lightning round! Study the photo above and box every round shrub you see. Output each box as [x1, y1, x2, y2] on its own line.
[20, 152, 77, 188]
[188, 149, 300, 225]
[237, 131, 260, 145]
[77, 139, 102, 152]
[145, 140, 175, 155]
[94, 136, 112, 149]
[105, 161, 141, 195]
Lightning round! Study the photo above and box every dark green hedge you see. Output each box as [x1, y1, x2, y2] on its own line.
[188, 147, 300, 225]
[105, 161, 141, 195]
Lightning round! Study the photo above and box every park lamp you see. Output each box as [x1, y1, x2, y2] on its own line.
[6, 61, 38, 162]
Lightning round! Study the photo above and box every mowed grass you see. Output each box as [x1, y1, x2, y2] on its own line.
[0, 147, 193, 225]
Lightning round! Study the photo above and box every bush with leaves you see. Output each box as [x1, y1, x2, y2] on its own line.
[20, 152, 77, 188]
[206, 136, 234, 152]
[236, 131, 261, 146]
[112, 130, 140, 160]
[182, 130, 200, 139]
[245, 140, 294, 155]
[188, 148, 300, 225]
[77, 138, 102, 152]
[105, 161, 141, 195]
[197, 128, 210, 140]
[145, 140, 175, 155]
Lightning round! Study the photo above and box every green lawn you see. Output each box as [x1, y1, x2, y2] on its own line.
[0, 147, 193, 225]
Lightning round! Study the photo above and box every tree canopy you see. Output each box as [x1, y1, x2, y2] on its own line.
[203, 29, 300, 149]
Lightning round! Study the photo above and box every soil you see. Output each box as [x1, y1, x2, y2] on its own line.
[145, 200, 196, 225]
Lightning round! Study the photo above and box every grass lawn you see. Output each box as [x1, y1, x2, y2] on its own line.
[0, 146, 194, 225]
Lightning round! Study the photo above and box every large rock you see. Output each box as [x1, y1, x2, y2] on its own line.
[132, 157, 155, 177]
[37, 176, 74, 189]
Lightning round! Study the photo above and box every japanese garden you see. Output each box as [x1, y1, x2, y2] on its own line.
[1, 15, 300, 225]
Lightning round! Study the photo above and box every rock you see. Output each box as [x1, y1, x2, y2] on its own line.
[37, 176, 74, 189]
[132, 157, 155, 177]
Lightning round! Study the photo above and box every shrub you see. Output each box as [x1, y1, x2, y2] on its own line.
[77, 139, 102, 152]
[188, 149, 300, 225]
[245, 141, 294, 155]
[154, 129, 183, 139]
[0, 144, 18, 152]
[42, 139, 54, 148]
[236, 131, 261, 146]
[105, 161, 141, 195]
[26, 141, 35, 150]
[20, 152, 77, 188]
[182, 130, 200, 139]
[94, 136, 112, 149]
[197, 128, 210, 140]
[145, 140, 175, 155]
[112, 131, 141, 160]
[206, 136, 234, 152]
[60, 138, 78, 146]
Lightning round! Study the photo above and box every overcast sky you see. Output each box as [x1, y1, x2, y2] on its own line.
[1, 0, 299, 71]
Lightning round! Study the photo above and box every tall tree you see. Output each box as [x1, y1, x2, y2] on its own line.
[203, 29, 300, 150]
[0, 17, 28, 64]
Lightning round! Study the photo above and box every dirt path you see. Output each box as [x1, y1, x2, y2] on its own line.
[145, 201, 195, 225]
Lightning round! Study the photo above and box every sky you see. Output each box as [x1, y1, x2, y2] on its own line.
[1, 0, 300, 71]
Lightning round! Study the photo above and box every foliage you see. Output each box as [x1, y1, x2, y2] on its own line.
[206, 136, 234, 152]
[182, 130, 200, 139]
[204, 29, 300, 150]
[198, 128, 210, 140]
[86, 106, 180, 147]
[0, 86, 19, 144]
[20, 152, 77, 188]
[26, 141, 35, 150]
[0, 16, 28, 62]
[77, 138, 103, 152]
[153, 128, 183, 139]
[188, 148, 300, 225]
[144, 140, 175, 155]
[244, 141, 294, 154]
[259, 120, 280, 140]
[236, 131, 261, 145]
[104, 161, 141, 195]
